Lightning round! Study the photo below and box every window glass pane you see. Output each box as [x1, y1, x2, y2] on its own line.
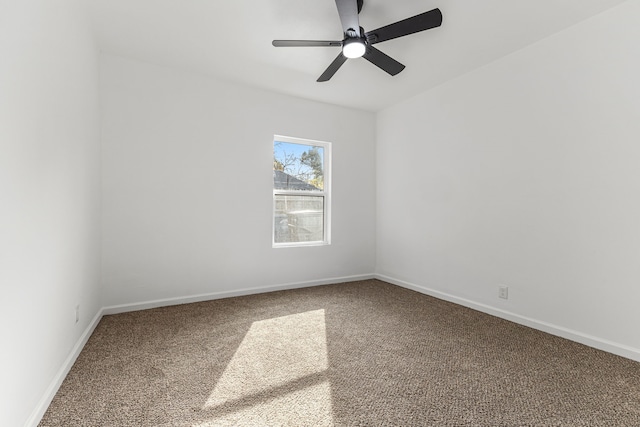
[273, 141, 324, 191]
[274, 195, 324, 243]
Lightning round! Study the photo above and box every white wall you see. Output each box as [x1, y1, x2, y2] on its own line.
[6, 1, 637, 423]
[0, 1, 101, 426]
[376, 1, 640, 359]
[100, 54, 376, 307]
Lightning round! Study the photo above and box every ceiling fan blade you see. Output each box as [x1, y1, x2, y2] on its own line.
[272, 40, 343, 47]
[363, 46, 405, 76]
[366, 8, 442, 45]
[317, 53, 348, 82]
[334, 0, 360, 36]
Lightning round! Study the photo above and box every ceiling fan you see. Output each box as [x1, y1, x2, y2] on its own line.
[272, 0, 442, 82]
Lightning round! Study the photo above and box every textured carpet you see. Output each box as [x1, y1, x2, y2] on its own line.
[39, 280, 640, 426]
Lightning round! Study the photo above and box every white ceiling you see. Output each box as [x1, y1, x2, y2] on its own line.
[89, 0, 627, 112]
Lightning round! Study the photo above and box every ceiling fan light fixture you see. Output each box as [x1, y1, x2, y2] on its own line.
[272, 2, 443, 82]
[342, 38, 366, 58]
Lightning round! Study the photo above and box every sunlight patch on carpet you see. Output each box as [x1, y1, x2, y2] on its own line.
[200, 309, 333, 425]
[196, 380, 333, 426]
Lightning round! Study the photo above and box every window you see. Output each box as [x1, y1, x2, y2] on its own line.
[273, 135, 331, 247]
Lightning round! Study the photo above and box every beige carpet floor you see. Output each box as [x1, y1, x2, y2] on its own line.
[39, 279, 640, 426]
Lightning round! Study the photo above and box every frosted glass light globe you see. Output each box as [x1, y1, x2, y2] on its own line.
[343, 39, 366, 58]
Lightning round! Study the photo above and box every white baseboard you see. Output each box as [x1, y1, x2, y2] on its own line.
[27, 272, 639, 427]
[25, 308, 104, 427]
[103, 273, 375, 315]
[376, 273, 640, 363]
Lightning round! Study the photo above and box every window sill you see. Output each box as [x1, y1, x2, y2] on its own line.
[272, 241, 330, 249]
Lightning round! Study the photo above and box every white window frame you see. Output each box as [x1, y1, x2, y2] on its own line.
[272, 135, 331, 248]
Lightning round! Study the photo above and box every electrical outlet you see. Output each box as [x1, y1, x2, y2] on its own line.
[498, 286, 509, 300]
[75, 305, 80, 324]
